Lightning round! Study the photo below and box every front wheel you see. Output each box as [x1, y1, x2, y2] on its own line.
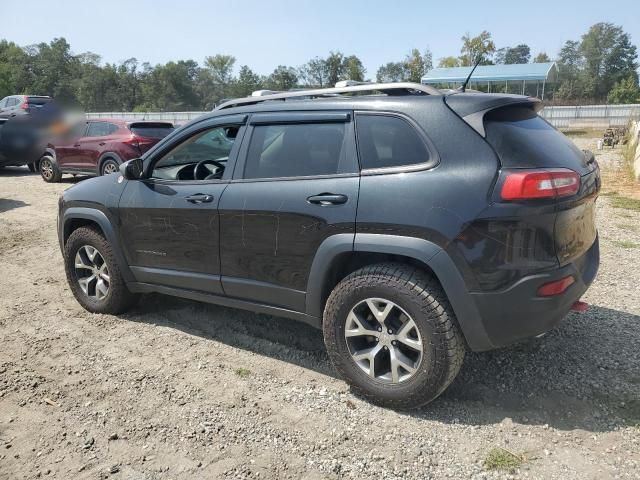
[39, 156, 61, 183]
[64, 226, 138, 314]
[323, 263, 465, 409]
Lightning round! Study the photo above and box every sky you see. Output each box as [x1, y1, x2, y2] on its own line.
[1, 0, 639, 77]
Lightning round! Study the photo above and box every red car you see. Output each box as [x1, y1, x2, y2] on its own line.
[39, 118, 174, 182]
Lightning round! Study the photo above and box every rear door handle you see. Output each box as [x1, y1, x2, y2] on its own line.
[306, 193, 348, 205]
[185, 193, 214, 204]
[73, 143, 81, 147]
[98, 142, 106, 146]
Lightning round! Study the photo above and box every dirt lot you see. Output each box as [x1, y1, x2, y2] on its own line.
[1, 134, 639, 479]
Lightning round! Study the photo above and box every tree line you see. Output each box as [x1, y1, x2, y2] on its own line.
[0, 21, 637, 111]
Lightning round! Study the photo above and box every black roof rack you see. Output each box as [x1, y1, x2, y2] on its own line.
[214, 82, 441, 110]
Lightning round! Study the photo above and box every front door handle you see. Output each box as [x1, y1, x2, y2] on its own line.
[185, 193, 214, 204]
[98, 142, 106, 146]
[73, 143, 81, 147]
[307, 193, 348, 205]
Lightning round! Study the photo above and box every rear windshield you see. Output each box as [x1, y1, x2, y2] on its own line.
[484, 106, 587, 171]
[27, 97, 52, 106]
[129, 123, 174, 139]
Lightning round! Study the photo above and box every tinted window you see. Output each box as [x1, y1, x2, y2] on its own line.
[129, 123, 174, 139]
[244, 123, 346, 179]
[87, 122, 118, 137]
[7, 98, 18, 107]
[356, 114, 429, 170]
[26, 97, 52, 106]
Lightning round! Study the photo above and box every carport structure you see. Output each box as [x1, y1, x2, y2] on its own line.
[421, 62, 558, 100]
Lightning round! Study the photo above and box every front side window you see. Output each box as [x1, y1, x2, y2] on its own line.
[244, 123, 346, 179]
[355, 114, 429, 170]
[151, 125, 239, 181]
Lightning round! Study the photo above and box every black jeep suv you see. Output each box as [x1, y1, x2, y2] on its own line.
[58, 83, 600, 409]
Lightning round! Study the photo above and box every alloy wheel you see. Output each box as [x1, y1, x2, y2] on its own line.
[41, 158, 54, 180]
[74, 245, 110, 300]
[103, 162, 117, 175]
[344, 298, 423, 383]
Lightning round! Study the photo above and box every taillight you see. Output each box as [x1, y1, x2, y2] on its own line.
[124, 136, 140, 148]
[537, 275, 575, 297]
[20, 99, 29, 110]
[500, 169, 580, 201]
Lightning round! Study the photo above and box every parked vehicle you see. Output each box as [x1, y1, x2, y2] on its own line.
[0, 95, 52, 119]
[57, 83, 600, 408]
[39, 119, 174, 182]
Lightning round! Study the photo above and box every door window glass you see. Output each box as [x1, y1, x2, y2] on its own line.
[244, 123, 346, 179]
[355, 114, 429, 169]
[151, 125, 239, 181]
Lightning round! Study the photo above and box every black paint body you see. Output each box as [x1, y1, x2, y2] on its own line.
[59, 92, 600, 351]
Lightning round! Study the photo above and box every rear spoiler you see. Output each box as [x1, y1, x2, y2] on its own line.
[444, 93, 543, 137]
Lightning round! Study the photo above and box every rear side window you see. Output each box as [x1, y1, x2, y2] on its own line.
[87, 122, 119, 137]
[356, 114, 429, 170]
[129, 123, 174, 139]
[27, 97, 52, 106]
[244, 123, 347, 179]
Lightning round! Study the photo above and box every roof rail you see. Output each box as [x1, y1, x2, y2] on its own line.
[215, 82, 442, 110]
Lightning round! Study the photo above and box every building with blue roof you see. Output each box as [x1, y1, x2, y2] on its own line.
[422, 62, 558, 99]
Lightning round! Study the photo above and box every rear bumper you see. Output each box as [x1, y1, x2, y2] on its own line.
[468, 235, 599, 350]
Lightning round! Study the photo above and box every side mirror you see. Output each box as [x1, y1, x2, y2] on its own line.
[119, 157, 144, 180]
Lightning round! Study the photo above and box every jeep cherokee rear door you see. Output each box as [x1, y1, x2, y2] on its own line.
[218, 111, 359, 312]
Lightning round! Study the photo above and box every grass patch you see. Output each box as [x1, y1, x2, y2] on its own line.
[613, 240, 640, 249]
[483, 447, 525, 472]
[610, 195, 640, 212]
[234, 367, 252, 378]
[600, 190, 619, 197]
[618, 223, 639, 232]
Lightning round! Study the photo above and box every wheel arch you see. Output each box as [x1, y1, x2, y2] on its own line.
[305, 233, 493, 351]
[98, 152, 123, 173]
[61, 207, 134, 283]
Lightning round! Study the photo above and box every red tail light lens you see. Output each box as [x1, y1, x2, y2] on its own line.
[20, 98, 29, 110]
[501, 169, 580, 200]
[537, 275, 575, 297]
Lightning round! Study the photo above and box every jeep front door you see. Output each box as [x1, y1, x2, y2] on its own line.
[117, 116, 246, 295]
[218, 111, 359, 312]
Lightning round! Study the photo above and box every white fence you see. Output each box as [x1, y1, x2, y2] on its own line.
[87, 104, 640, 129]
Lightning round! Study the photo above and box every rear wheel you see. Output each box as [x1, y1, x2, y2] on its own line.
[323, 263, 465, 409]
[40, 156, 61, 183]
[64, 226, 138, 314]
[101, 159, 119, 176]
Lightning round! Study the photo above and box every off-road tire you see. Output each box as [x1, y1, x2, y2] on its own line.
[323, 263, 465, 409]
[39, 155, 62, 183]
[64, 226, 138, 314]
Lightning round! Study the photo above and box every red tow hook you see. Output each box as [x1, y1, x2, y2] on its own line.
[571, 300, 589, 313]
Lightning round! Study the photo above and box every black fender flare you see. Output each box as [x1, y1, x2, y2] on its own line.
[97, 152, 123, 173]
[60, 207, 134, 283]
[41, 147, 57, 164]
[305, 233, 493, 351]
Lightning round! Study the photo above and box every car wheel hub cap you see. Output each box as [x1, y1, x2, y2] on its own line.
[344, 298, 423, 384]
[74, 245, 110, 300]
[105, 163, 116, 174]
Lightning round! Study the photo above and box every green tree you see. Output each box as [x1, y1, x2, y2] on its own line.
[343, 55, 366, 82]
[265, 65, 298, 91]
[534, 52, 551, 63]
[459, 31, 496, 66]
[299, 57, 328, 87]
[438, 56, 461, 68]
[581, 22, 638, 99]
[504, 44, 530, 64]
[231, 65, 262, 97]
[376, 62, 406, 82]
[607, 76, 640, 103]
[404, 48, 433, 82]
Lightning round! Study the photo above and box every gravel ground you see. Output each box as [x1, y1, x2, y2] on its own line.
[1, 135, 639, 479]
